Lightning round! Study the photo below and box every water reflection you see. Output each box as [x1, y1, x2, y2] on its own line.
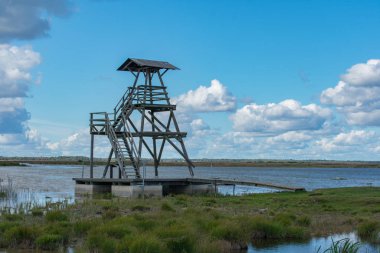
[249, 232, 380, 253]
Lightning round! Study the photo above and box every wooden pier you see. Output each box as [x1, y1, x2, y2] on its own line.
[73, 177, 305, 198]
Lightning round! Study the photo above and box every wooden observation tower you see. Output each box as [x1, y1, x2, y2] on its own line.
[89, 58, 195, 179]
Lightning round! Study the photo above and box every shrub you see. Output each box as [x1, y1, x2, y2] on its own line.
[4, 225, 40, 247]
[3, 213, 23, 221]
[211, 220, 243, 241]
[73, 220, 96, 236]
[286, 226, 309, 239]
[43, 222, 71, 243]
[161, 202, 175, 212]
[98, 239, 117, 253]
[98, 224, 131, 239]
[130, 215, 157, 231]
[297, 215, 311, 227]
[195, 239, 226, 253]
[31, 208, 44, 217]
[357, 221, 379, 242]
[129, 235, 165, 253]
[36, 234, 63, 250]
[166, 235, 194, 253]
[45, 210, 68, 222]
[0, 221, 19, 234]
[131, 205, 150, 212]
[86, 232, 117, 253]
[102, 209, 119, 220]
[0, 222, 20, 247]
[244, 218, 285, 240]
[86, 231, 102, 250]
[274, 213, 296, 226]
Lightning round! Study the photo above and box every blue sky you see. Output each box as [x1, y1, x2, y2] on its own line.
[1, 0, 380, 160]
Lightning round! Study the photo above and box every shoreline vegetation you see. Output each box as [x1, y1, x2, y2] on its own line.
[0, 187, 379, 252]
[1, 156, 380, 168]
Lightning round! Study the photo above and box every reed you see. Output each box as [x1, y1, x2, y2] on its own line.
[317, 238, 361, 253]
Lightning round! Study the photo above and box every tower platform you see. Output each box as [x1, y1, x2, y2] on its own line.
[73, 177, 305, 198]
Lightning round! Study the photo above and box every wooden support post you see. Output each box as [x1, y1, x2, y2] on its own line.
[90, 134, 94, 178]
[103, 148, 114, 178]
[170, 110, 194, 176]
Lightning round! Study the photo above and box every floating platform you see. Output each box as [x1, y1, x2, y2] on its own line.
[73, 177, 305, 198]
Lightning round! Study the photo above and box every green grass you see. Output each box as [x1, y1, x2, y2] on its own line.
[357, 221, 380, 243]
[318, 238, 361, 253]
[45, 210, 68, 222]
[36, 234, 64, 250]
[0, 187, 379, 251]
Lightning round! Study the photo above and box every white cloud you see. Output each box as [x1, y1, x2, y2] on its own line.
[0, 128, 58, 156]
[46, 129, 111, 157]
[266, 131, 312, 144]
[316, 130, 376, 152]
[0, 97, 24, 112]
[321, 59, 380, 126]
[190, 118, 209, 131]
[0, 44, 40, 134]
[230, 99, 332, 133]
[0, 134, 23, 145]
[0, 0, 73, 42]
[0, 44, 41, 98]
[172, 79, 236, 112]
[341, 59, 380, 86]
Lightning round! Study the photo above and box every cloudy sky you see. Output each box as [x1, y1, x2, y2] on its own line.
[1, 0, 380, 160]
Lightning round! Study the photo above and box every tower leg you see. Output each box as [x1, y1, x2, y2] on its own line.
[170, 110, 194, 176]
[138, 109, 145, 169]
[152, 112, 158, 177]
[90, 134, 94, 178]
[102, 148, 114, 178]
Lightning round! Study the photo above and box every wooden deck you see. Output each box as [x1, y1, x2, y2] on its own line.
[73, 177, 305, 192]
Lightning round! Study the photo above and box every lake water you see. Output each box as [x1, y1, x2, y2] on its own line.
[1, 165, 380, 252]
[1, 165, 380, 202]
[249, 232, 380, 253]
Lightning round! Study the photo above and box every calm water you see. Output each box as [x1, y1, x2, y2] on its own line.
[1, 164, 380, 201]
[249, 232, 380, 253]
[1, 165, 380, 252]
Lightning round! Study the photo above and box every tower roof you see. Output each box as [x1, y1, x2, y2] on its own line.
[117, 58, 179, 72]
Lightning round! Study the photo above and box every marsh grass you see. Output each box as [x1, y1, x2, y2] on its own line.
[35, 234, 64, 250]
[317, 238, 361, 253]
[0, 187, 378, 252]
[357, 221, 380, 243]
[0, 177, 17, 201]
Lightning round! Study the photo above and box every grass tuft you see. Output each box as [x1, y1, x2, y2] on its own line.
[161, 202, 175, 212]
[129, 235, 166, 253]
[36, 234, 64, 250]
[318, 238, 361, 253]
[357, 221, 380, 243]
[45, 210, 68, 222]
